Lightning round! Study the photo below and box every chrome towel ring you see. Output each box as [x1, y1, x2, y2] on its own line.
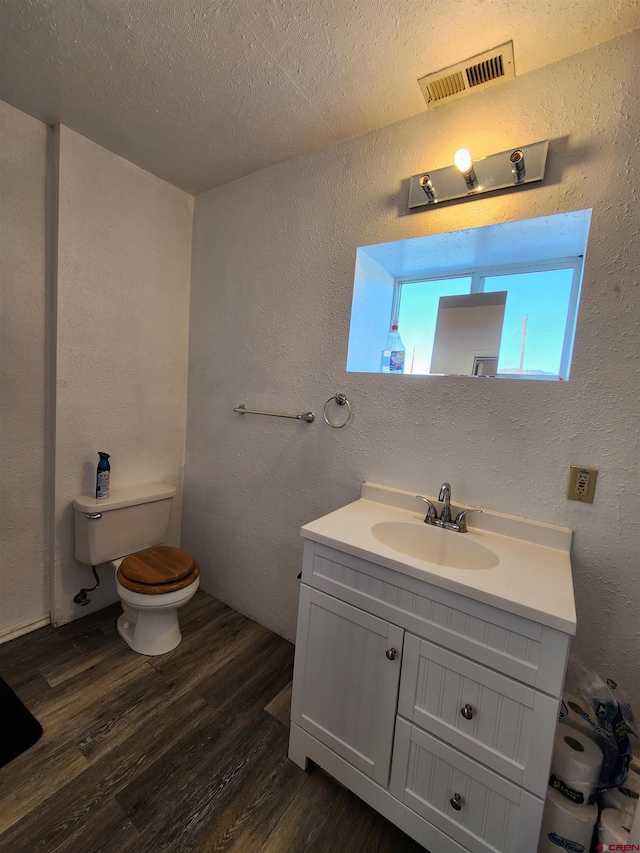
[323, 392, 352, 429]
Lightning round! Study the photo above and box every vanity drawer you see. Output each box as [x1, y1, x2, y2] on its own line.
[398, 635, 558, 797]
[304, 541, 570, 695]
[390, 718, 544, 853]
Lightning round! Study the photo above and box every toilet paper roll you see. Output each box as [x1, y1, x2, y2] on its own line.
[601, 784, 640, 810]
[558, 692, 597, 740]
[625, 764, 640, 795]
[629, 791, 640, 844]
[537, 785, 597, 853]
[551, 727, 603, 802]
[599, 807, 630, 846]
[600, 784, 639, 831]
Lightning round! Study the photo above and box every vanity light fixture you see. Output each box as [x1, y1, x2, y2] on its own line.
[408, 139, 549, 210]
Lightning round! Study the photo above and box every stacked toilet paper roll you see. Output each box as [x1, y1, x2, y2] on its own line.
[538, 786, 597, 853]
[624, 764, 640, 796]
[601, 782, 640, 831]
[630, 790, 640, 844]
[558, 692, 597, 739]
[599, 808, 630, 847]
[551, 726, 604, 802]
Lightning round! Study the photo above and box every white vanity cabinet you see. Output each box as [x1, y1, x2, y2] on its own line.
[289, 536, 573, 853]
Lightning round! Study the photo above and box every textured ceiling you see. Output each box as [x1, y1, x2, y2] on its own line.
[1, 0, 638, 194]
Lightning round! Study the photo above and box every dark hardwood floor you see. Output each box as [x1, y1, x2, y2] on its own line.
[0, 591, 424, 852]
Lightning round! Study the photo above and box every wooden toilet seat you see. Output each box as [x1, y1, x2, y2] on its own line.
[116, 545, 199, 594]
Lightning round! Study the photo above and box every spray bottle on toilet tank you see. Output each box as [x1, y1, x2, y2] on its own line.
[96, 452, 110, 500]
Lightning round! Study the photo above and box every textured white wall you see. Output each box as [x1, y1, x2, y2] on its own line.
[53, 126, 193, 625]
[184, 31, 640, 712]
[0, 101, 49, 639]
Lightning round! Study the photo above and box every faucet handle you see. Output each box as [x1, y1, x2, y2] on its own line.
[416, 495, 438, 520]
[454, 508, 483, 532]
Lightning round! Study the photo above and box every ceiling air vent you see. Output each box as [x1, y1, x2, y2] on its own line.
[418, 41, 515, 109]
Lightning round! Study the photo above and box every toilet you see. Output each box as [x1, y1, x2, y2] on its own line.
[73, 483, 199, 655]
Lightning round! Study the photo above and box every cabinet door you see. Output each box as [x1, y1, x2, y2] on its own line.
[291, 585, 403, 786]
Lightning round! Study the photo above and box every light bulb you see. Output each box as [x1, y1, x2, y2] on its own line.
[454, 148, 473, 174]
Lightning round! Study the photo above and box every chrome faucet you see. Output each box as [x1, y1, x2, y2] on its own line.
[439, 482, 452, 523]
[416, 483, 482, 533]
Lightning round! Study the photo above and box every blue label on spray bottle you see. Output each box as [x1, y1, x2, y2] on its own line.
[389, 350, 405, 372]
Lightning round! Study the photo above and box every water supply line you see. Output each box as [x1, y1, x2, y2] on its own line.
[73, 565, 101, 606]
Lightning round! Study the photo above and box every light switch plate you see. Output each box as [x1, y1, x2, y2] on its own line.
[567, 465, 598, 503]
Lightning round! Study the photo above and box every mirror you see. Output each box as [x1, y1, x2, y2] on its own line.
[346, 210, 592, 380]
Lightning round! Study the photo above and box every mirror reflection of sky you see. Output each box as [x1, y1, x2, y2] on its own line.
[398, 269, 574, 375]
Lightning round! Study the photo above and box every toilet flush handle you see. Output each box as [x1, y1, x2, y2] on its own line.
[85, 512, 102, 519]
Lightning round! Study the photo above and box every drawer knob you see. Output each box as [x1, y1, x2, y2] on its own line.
[450, 793, 462, 811]
[385, 648, 397, 661]
[460, 703, 474, 720]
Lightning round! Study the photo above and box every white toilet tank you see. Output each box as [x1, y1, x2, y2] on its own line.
[74, 483, 177, 566]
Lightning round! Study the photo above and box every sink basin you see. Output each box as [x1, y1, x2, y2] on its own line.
[371, 521, 499, 570]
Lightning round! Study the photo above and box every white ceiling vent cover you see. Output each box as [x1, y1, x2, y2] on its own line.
[418, 42, 515, 108]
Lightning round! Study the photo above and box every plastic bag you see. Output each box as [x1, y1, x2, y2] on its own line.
[553, 655, 637, 804]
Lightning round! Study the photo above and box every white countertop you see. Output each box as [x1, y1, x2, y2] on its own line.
[301, 483, 577, 635]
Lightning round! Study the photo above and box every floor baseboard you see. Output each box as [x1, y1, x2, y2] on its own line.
[0, 615, 51, 645]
